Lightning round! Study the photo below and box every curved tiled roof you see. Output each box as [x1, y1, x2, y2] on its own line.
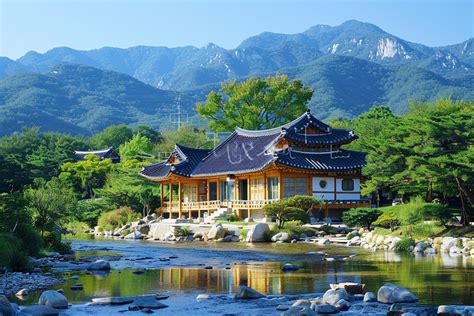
[275, 149, 366, 171]
[284, 129, 357, 145]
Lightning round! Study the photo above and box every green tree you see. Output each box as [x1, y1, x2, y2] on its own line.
[342, 207, 382, 230]
[197, 74, 313, 132]
[119, 133, 154, 161]
[90, 124, 133, 149]
[24, 177, 77, 237]
[134, 126, 163, 143]
[285, 195, 322, 214]
[362, 99, 473, 225]
[60, 154, 114, 198]
[0, 128, 86, 192]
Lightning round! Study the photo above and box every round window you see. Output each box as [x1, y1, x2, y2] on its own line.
[319, 180, 327, 189]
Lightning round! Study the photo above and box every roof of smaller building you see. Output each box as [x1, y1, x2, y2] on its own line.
[74, 147, 120, 162]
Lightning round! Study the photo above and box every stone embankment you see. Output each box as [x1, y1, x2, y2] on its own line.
[94, 215, 474, 257]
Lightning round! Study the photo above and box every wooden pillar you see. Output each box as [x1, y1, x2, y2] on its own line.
[263, 175, 267, 200]
[169, 182, 173, 217]
[333, 176, 337, 201]
[178, 181, 182, 218]
[160, 182, 164, 217]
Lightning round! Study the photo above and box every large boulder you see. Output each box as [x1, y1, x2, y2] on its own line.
[0, 295, 15, 316]
[233, 285, 265, 299]
[315, 303, 339, 314]
[440, 237, 458, 252]
[38, 290, 68, 309]
[124, 230, 143, 239]
[207, 224, 225, 240]
[322, 289, 349, 305]
[87, 260, 111, 271]
[246, 223, 270, 242]
[271, 232, 290, 242]
[377, 283, 418, 304]
[283, 306, 317, 316]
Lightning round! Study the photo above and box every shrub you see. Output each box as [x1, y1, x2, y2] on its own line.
[239, 229, 249, 239]
[0, 233, 31, 271]
[320, 225, 339, 234]
[420, 203, 452, 226]
[98, 207, 141, 231]
[176, 226, 191, 237]
[264, 202, 309, 229]
[285, 195, 322, 212]
[342, 207, 382, 230]
[346, 232, 355, 240]
[395, 237, 416, 252]
[13, 223, 43, 257]
[43, 231, 72, 254]
[76, 198, 115, 227]
[215, 213, 239, 222]
[373, 210, 400, 231]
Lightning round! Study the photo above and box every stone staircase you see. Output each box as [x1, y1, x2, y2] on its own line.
[207, 207, 233, 222]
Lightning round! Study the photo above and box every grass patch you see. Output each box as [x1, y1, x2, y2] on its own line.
[0, 233, 31, 271]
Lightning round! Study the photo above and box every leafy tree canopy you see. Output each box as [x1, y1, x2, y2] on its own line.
[197, 74, 313, 132]
[90, 124, 133, 149]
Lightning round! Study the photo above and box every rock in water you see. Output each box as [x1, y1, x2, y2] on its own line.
[363, 291, 377, 302]
[196, 294, 210, 301]
[233, 285, 265, 299]
[91, 296, 135, 305]
[377, 284, 418, 304]
[38, 290, 69, 309]
[315, 304, 339, 314]
[322, 289, 349, 305]
[246, 223, 270, 242]
[207, 224, 225, 240]
[132, 297, 168, 309]
[0, 295, 15, 316]
[271, 232, 289, 242]
[87, 260, 111, 271]
[335, 299, 351, 311]
[22, 305, 60, 316]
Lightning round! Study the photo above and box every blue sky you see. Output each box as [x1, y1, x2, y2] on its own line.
[1, 0, 473, 59]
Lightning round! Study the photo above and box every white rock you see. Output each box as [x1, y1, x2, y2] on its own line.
[322, 289, 349, 305]
[246, 223, 270, 243]
[196, 294, 210, 301]
[441, 237, 458, 252]
[377, 283, 418, 304]
[243, 217, 254, 223]
[424, 247, 436, 255]
[271, 232, 290, 242]
[124, 230, 143, 239]
[207, 224, 225, 240]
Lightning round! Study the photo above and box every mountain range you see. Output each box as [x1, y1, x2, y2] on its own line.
[1, 20, 473, 136]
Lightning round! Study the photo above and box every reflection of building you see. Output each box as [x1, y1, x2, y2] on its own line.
[74, 147, 120, 163]
[140, 110, 368, 221]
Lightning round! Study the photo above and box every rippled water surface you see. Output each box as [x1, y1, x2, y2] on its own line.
[16, 238, 474, 307]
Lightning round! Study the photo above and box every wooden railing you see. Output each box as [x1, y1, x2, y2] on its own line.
[161, 199, 371, 212]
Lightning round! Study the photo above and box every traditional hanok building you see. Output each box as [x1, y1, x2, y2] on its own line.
[74, 147, 121, 163]
[139, 110, 369, 222]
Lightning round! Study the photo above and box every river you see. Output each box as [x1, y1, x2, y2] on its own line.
[12, 238, 474, 315]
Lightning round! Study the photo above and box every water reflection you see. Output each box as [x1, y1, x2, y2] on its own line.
[16, 253, 474, 306]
